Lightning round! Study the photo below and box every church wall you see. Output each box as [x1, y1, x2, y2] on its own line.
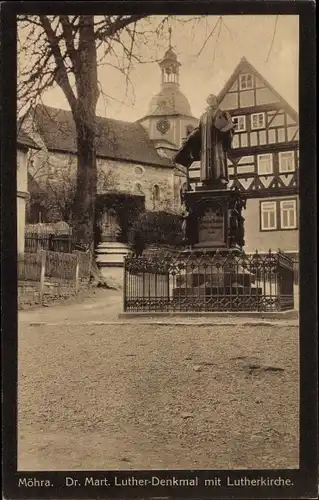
[141, 115, 199, 150]
[179, 116, 199, 145]
[97, 157, 175, 211]
[28, 148, 177, 214]
[144, 116, 178, 146]
[28, 149, 77, 186]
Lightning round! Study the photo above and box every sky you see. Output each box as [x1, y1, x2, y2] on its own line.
[24, 15, 299, 122]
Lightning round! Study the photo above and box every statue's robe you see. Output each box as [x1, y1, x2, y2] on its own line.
[174, 107, 234, 185]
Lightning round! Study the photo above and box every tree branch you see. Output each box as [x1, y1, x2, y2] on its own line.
[59, 15, 80, 72]
[38, 15, 77, 110]
[266, 15, 279, 62]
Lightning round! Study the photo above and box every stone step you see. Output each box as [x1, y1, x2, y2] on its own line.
[96, 250, 130, 256]
[97, 242, 130, 249]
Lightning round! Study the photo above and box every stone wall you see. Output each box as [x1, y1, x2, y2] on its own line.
[28, 149, 182, 213]
[18, 278, 90, 309]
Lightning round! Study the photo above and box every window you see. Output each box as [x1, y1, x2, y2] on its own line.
[260, 198, 298, 231]
[257, 154, 273, 175]
[134, 182, 144, 195]
[280, 200, 297, 229]
[251, 113, 265, 130]
[232, 115, 246, 132]
[279, 151, 295, 173]
[135, 166, 144, 176]
[153, 184, 160, 201]
[239, 73, 253, 90]
[260, 201, 277, 230]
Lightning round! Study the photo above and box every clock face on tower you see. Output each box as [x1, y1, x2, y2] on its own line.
[156, 118, 170, 135]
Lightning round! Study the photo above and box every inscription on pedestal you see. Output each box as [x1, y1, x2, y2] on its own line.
[198, 206, 225, 246]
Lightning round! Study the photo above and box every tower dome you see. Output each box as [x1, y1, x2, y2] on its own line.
[146, 28, 194, 117]
[138, 28, 198, 151]
[147, 87, 192, 116]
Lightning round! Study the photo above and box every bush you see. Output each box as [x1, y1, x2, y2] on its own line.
[131, 210, 184, 252]
[95, 192, 145, 244]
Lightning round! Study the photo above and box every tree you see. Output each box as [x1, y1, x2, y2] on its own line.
[18, 15, 282, 247]
[27, 149, 118, 224]
[18, 15, 172, 247]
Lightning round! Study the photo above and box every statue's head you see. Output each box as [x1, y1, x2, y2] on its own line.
[206, 94, 218, 108]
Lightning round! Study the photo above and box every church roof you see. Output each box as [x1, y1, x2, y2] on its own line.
[32, 105, 173, 168]
[217, 57, 298, 121]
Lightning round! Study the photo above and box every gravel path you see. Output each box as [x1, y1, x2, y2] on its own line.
[18, 313, 299, 470]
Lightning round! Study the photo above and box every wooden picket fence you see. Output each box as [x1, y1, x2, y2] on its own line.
[18, 249, 92, 305]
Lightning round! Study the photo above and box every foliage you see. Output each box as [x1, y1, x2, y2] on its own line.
[95, 191, 145, 244]
[27, 152, 117, 224]
[131, 210, 184, 250]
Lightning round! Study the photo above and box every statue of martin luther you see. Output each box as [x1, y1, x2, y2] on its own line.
[174, 94, 234, 188]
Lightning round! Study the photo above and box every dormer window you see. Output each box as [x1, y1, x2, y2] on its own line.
[239, 73, 253, 90]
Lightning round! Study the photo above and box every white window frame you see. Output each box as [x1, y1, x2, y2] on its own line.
[260, 201, 277, 231]
[251, 112, 265, 130]
[232, 115, 246, 132]
[239, 73, 253, 90]
[257, 153, 273, 175]
[280, 199, 297, 229]
[279, 151, 295, 173]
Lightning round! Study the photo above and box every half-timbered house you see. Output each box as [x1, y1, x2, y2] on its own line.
[189, 57, 299, 268]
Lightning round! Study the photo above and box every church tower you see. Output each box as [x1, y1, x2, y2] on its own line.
[137, 28, 198, 160]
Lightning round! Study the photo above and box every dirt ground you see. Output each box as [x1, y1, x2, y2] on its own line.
[18, 289, 299, 471]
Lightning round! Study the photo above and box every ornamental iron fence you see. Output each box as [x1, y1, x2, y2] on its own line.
[123, 250, 294, 312]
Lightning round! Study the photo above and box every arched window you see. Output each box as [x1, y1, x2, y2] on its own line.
[152, 184, 160, 208]
[134, 182, 144, 195]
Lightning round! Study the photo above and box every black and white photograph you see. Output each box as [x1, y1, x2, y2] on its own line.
[1, 3, 317, 499]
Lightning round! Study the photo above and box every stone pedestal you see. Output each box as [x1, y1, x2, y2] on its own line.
[175, 187, 257, 309]
[184, 187, 246, 250]
[172, 248, 262, 302]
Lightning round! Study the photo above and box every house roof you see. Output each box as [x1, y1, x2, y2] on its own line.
[217, 57, 298, 122]
[32, 105, 173, 168]
[17, 130, 40, 150]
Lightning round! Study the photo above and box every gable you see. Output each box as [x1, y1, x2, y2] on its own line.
[218, 57, 298, 122]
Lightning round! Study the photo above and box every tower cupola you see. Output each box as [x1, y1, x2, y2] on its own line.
[159, 28, 181, 86]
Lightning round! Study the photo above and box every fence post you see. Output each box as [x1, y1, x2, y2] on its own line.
[75, 251, 80, 294]
[39, 249, 46, 303]
[123, 256, 127, 312]
[87, 250, 92, 281]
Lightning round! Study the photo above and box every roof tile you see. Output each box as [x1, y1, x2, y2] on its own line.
[33, 105, 173, 168]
